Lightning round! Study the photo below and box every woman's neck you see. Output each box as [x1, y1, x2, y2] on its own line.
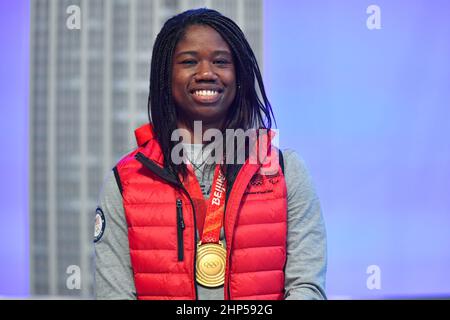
[176, 119, 224, 144]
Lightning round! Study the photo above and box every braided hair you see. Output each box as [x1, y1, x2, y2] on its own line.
[149, 8, 275, 182]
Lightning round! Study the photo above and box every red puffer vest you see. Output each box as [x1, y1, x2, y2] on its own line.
[114, 124, 287, 300]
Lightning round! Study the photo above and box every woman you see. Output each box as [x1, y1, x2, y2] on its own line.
[95, 8, 327, 300]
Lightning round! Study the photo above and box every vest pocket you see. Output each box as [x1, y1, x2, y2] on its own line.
[176, 199, 185, 261]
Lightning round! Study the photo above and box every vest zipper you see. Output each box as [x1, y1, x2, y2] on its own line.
[135, 152, 199, 300]
[176, 198, 185, 261]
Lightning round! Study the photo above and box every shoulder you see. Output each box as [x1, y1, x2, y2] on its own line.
[99, 170, 122, 203]
[280, 148, 319, 202]
[281, 149, 311, 180]
[115, 147, 142, 170]
[113, 144, 150, 187]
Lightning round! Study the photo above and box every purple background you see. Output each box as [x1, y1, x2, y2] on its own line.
[265, 0, 450, 298]
[0, 0, 30, 296]
[1, 0, 450, 298]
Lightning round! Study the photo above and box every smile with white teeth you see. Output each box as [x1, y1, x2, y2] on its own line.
[193, 90, 219, 96]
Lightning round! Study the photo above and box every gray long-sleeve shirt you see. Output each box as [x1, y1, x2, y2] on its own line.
[94, 148, 327, 300]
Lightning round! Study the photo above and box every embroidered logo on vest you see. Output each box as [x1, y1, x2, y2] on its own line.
[245, 172, 280, 195]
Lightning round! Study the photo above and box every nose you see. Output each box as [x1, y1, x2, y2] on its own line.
[194, 61, 218, 82]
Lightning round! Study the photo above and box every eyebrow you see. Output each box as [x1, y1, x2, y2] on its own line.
[175, 50, 232, 58]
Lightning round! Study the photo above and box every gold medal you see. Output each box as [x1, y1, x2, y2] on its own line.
[196, 241, 227, 287]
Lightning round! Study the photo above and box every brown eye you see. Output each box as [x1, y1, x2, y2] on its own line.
[181, 59, 197, 65]
[214, 59, 230, 65]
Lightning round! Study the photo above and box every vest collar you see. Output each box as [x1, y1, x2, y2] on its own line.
[134, 124, 165, 165]
[134, 123, 155, 147]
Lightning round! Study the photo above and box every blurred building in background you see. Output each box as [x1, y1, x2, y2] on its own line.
[29, 0, 263, 298]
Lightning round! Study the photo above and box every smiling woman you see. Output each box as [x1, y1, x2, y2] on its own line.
[94, 8, 327, 301]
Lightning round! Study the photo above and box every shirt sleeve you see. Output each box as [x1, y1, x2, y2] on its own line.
[282, 149, 328, 300]
[94, 170, 136, 300]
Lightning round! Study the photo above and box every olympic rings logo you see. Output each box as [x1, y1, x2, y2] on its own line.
[203, 260, 220, 269]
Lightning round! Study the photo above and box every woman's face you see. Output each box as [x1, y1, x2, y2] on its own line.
[172, 24, 237, 129]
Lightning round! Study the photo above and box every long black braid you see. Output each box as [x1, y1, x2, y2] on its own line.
[148, 8, 276, 187]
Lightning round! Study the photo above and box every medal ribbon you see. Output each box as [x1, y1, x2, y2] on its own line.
[185, 164, 226, 244]
[201, 165, 226, 244]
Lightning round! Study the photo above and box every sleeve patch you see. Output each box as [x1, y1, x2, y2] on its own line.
[94, 207, 106, 243]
